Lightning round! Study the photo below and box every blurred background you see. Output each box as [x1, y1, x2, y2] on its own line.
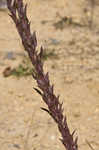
[0, 0, 99, 150]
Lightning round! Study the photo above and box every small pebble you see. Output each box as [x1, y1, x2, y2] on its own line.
[13, 144, 21, 149]
[49, 38, 60, 45]
[4, 52, 16, 60]
[50, 135, 55, 140]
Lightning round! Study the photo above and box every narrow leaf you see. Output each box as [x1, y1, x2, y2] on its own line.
[33, 87, 42, 96]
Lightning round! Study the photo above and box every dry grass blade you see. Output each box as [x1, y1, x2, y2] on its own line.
[86, 139, 96, 150]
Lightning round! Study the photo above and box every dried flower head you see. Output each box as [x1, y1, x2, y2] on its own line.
[7, 1, 78, 150]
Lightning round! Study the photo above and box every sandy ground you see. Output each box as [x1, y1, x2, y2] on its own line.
[0, 0, 99, 150]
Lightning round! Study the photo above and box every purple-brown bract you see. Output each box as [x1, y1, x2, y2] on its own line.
[7, 0, 78, 150]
